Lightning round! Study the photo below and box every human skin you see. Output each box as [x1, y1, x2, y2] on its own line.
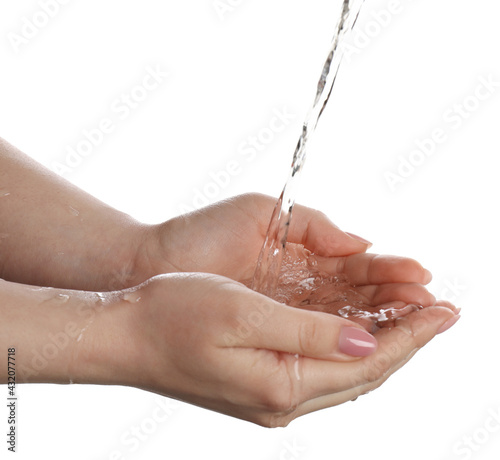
[0, 137, 460, 427]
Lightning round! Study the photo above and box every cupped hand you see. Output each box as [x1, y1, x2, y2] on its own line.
[137, 193, 448, 321]
[275, 243, 460, 332]
[90, 194, 461, 426]
[98, 272, 458, 427]
[140, 193, 416, 282]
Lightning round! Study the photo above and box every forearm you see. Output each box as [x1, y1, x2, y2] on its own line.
[0, 278, 98, 384]
[0, 137, 152, 291]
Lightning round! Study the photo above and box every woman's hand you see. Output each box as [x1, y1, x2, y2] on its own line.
[137, 193, 379, 282]
[134, 193, 454, 325]
[75, 272, 459, 427]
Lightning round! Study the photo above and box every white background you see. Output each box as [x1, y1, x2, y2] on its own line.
[1, 0, 499, 459]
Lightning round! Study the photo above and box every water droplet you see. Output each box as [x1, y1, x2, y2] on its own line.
[293, 354, 301, 381]
[96, 293, 106, 302]
[0, 190, 10, 198]
[123, 291, 142, 303]
[69, 206, 80, 217]
[76, 318, 94, 343]
[56, 294, 70, 303]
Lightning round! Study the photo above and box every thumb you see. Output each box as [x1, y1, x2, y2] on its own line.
[222, 293, 378, 360]
[288, 203, 372, 257]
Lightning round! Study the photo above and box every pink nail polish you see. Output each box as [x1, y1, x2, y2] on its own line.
[437, 315, 461, 334]
[339, 327, 378, 357]
[346, 232, 372, 246]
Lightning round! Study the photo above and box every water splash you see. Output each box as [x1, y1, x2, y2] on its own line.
[271, 244, 423, 333]
[252, 0, 365, 298]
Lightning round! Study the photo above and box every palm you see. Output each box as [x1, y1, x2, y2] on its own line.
[150, 194, 451, 322]
[156, 194, 283, 281]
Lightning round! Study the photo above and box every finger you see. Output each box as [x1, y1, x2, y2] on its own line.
[314, 253, 432, 286]
[433, 299, 461, 315]
[289, 347, 420, 422]
[356, 282, 436, 307]
[293, 306, 457, 403]
[280, 303, 460, 423]
[220, 294, 378, 361]
[286, 203, 372, 257]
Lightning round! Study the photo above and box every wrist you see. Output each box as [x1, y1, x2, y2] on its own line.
[87, 217, 153, 292]
[69, 285, 149, 389]
[131, 221, 177, 281]
[83, 218, 163, 292]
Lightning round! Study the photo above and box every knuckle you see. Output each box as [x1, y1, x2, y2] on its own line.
[259, 414, 293, 428]
[298, 320, 328, 356]
[234, 192, 272, 208]
[260, 384, 296, 414]
[401, 257, 425, 279]
[312, 208, 328, 221]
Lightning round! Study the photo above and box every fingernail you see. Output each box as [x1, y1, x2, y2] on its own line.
[346, 232, 372, 247]
[423, 269, 433, 283]
[339, 327, 378, 357]
[437, 315, 461, 334]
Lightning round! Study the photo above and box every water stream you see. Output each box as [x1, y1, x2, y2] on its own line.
[250, 0, 423, 332]
[252, 0, 365, 297]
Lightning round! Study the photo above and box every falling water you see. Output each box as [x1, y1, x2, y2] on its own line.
[252, 0, 365, 298]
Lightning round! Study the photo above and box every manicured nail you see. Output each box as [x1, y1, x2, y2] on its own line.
[423, 269, 433, 283]
[437, 315, 461, 334]
[339, 327, 378, 357]
[346, 232, 372, 247]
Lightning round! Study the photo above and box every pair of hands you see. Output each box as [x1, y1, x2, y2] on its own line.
[0, 139, 458, 426]
[79, 193, 458, 427]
